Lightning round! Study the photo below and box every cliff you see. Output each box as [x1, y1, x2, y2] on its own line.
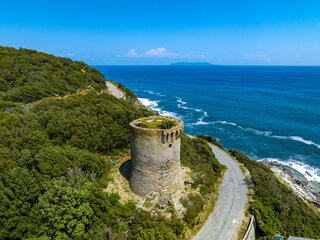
[260, 160, 320, 209]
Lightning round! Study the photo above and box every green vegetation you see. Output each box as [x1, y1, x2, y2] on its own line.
[0, 46, 106, 103]
[160, 119, 177, 129]
[116, 82, 138, 103]
[181, 134, 226, 226]
[143, 198, 154, 208]
[0, 46, 225, 239]
[0, 91, 156, 239]
[229, 149, 320, 239]
[138, 117, 177, 129]
[197, 135, 224, 150]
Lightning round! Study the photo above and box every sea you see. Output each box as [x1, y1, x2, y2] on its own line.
[95, 65, 320, 183]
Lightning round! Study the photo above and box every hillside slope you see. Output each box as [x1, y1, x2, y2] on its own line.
[0, 46, 106, 103]
[0, 47, 225, 240]
[229, 149, 320, 239]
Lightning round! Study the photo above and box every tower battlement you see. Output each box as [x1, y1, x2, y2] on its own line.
[129, 116, 184, 196]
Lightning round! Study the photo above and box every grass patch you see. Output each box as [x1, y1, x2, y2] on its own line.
[143, 198, 154, 208]
[139, 117, 177, 129]
[186, 170, 225, 239]
[197, 135, 225, 150]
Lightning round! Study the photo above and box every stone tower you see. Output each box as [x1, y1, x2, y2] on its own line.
[129, 116, 184, 196]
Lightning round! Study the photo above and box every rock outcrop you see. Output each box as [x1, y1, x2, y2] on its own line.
[261, 160, 320, 209]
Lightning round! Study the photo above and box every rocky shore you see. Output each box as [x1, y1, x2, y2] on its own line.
[260, 160, 320, 209]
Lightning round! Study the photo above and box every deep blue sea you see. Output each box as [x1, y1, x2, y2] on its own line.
[95, 65, 320, 182]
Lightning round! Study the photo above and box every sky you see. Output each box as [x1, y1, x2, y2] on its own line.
[1, 0, 320, 65]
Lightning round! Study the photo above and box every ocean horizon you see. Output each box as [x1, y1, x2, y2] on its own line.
[95, 65, 320, 183]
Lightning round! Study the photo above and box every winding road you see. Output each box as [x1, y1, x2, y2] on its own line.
[193, 143, 248, 240]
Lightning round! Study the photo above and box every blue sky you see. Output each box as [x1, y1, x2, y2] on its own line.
[1, 0, 320, 65]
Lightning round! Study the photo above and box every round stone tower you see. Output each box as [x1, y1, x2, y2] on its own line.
[129, 116, 184, 196]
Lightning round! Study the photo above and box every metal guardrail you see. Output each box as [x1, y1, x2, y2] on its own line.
[242, 216, 255, 240]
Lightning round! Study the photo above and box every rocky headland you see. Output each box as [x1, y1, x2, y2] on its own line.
[260, 160, 320, 209]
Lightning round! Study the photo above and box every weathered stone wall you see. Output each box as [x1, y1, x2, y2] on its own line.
[129, 116, 184, 196]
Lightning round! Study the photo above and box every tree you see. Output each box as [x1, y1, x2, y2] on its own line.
[38, 171, 94, 239]
[0, 167, 42, 239]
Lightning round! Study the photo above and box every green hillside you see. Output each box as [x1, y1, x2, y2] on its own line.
[229, 149, 320, 239]
[0, 47, 224, 239]
[0, 46, 106, 103]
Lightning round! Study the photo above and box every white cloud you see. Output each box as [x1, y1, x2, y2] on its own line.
[125, 48, 177, 58]
[127, 49, 137, 57]
[244, 53, 271, 61]
[144, 48, 178, 58]
[123, 48, 206, 59]
[64, 53, 75, 57]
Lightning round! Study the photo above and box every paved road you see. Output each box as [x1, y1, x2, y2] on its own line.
[193, 143, 248, 240]
[106, 81, 124, 99]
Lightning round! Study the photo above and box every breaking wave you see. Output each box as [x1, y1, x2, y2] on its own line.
[259, 157, 320, 182]
[192, 112, 209, 125]
[138, 98, 159, 108]
[176, 97, 202, 112]
[137, 90, 166, 97]
[213, 121, 320, 149]
[272, 136, 320, 149]
[138, 97, 178, 118]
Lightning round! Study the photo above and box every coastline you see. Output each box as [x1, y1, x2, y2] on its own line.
[260, 160, 320, 210]
[138, 94, 320, 178]
[137, 95, 320, 211]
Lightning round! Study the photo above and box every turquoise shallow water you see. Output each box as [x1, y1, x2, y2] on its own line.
[95, 65, 320, 182]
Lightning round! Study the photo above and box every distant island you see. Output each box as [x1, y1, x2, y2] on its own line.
[170, 61, 214, 66]
[1, 46, 320, 240]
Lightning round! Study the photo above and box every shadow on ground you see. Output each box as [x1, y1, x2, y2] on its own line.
[119, 159, 131, 180]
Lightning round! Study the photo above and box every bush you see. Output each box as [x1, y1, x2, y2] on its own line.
[229, 149, 320, 239]
[181, 134, 226, 194]
[197, 135, 224, 150]
[160, 120, 177, 129]
[0, 46, 107, 103]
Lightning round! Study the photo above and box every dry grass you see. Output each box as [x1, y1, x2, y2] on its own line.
[104, 153, 134, 204]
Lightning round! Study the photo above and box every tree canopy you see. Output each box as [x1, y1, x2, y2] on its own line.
[0, 46, 106, 103]
[229, 149, 320, 239]
[0, 46, 225, 239]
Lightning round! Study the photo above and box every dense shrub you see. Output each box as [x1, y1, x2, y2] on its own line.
[181, 134, 226, 193]
[197, 135, 224, 150]
[160, 120, 177, 129]
[229, 149, 320, 239]
[0, 46, 106, 103]
[0, 46, 225, 239]
[116, 82, 138, 103]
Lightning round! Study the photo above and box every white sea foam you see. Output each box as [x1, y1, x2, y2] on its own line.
[176, 97, 187, 105]
[241, 127, 273, 137]
[176, 97, 203, 112]
[192, 111, 209, 125]
[158, 110, 178, 117]
[138, 98, 159, 108]
[142, 90, 166, 97]
[213, 120, 320, 149]
[138, 98, 178, 118]
[216, 120, 237, 126]
[259, 158, 320, 183]
[242, 127, 320, 149]
[272, 135, 320, 149]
